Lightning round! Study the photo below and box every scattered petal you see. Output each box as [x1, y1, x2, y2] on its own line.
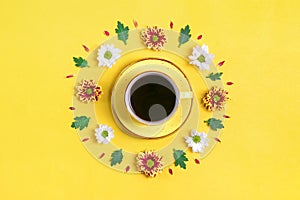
[99, 153, 105, 159]
[197, 35, 202, 40]
[223, 115, 230, 118]
[125, 165, 130, 173]
[168, 168, 173, 175]
[82, 44, 89, 52]
[227, 82, 234, 85]
[104, 30, 110, 36]
[194, 158, 200, 164]
[82, 138, 89, 142]
[170, 21, 173, 29]
[66, 74, 74, 78]
[217, 60, 225, 67]
[69, 106, 75, 110]
[214, 138, 221, 143]
[133, 19, 138, 28]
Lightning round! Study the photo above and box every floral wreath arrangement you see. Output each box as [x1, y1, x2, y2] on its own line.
[68, 20, 233, 177]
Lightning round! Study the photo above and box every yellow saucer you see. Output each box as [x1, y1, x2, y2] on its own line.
[111, 58, 193, 138]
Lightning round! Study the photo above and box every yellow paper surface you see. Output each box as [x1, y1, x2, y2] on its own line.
[0, 0, 299, 199]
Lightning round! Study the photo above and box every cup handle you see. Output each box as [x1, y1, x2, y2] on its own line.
[180, 91, 193, 99]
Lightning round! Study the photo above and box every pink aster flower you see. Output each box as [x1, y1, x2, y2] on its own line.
[76, 80, 102, 103]
[136, 150, 163, 177]
[141, 27, 167, 51]
[203, 87, 227, 111]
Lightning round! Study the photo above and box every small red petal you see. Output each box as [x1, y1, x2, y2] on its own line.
[82, 44, 89, 52]
[99, 153, 105, 159]
[133, 20, 138, 28]
[227, 82, 234, 85]
[104, 30, 110, 36]
[125, 165, 130, 173]
[217, 61, 225, 67]
[223, 115, 230, 118]
[82, 138, 89, 142]
[194, 159, 200, 164]
[69, 107, 75, 110]
[214, 138, 221, 143]
[66, 74, 74, 78]
[170, 21, 173, 29]
[168, 168, 173, 175]
[197, 35, 202, 40]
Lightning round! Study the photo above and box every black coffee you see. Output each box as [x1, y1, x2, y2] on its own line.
[130, 74, 176, 122]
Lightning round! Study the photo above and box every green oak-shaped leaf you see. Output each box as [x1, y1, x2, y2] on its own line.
[115, 21, 129, 45]
[110, 149, 123, 166]
[73, 57, 88, 68]
[71, 116, 90, 130]
[173, 149, 188, 169]
[178, 25, 191, 47]
[206, 72, 223, 81]
[204, 118, 224, 131]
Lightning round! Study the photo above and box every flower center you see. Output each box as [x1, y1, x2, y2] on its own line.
[146, 159, 155, 168]
[104, 51, 112, 60]
[86, 88, 93, 95]
[213, 95, 221, 102]
[152, 35, 159, 42]
[101, 130, 109, 138]
[192, 135, 201, 143]
[197, 55, 206, 63]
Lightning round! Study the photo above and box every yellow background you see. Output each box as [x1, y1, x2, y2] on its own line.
[1, 0, 299, 199]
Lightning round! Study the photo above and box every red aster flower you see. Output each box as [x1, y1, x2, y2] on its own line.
[203, 87, 227, 111]
[76, 80, 102, 103]
[141, 27, 167, 51]
[136, 150, 163, 177]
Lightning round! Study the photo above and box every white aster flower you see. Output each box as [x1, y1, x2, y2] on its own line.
[97, 44, 121, 68]
[95, 124, 114, 144]
[189, 44, 214, 70]
[185, 130, 209, 153]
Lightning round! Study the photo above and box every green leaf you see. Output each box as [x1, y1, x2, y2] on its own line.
[206, 72, 223, 81]
[178, 25, 191, 47]
[71, 116, 90, 130]
[173, 149, 188, 169]
[73, 57, 88, 68]
[110, 149, 123, 166]
[115, 21, 129, 45]
[204, 118, 224, 131]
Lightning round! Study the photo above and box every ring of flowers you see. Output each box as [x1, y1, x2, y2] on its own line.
[73, 28, 226, 175]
